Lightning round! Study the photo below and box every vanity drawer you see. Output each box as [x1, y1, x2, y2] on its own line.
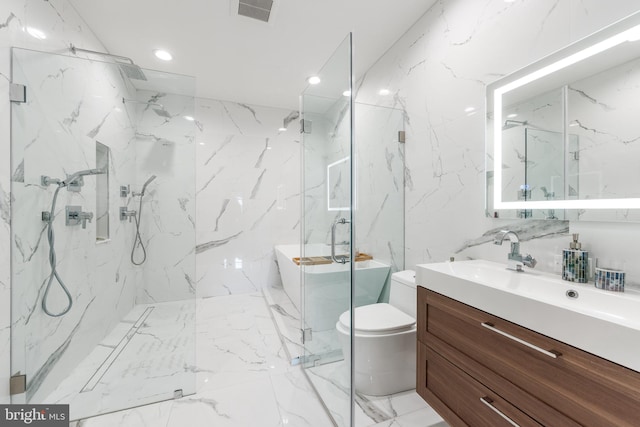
[421, 341, 543, 427]
[418, 287, 640, 427]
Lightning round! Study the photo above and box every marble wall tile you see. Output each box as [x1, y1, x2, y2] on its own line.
[353, 103, 405, 274]
[355, 0, 640, 281]
[11, 47, 139, 403]
[195, 99, 301, 297]
[132, 90, 196, 303]
[0, 0, 114, 405]
[567, 58, 640, 222]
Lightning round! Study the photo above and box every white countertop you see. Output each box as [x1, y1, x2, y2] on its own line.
[416, 259, 640, 372]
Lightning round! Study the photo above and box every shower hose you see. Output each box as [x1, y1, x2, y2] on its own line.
[43, 184, 73, 317]
[131, 194, 148, 265]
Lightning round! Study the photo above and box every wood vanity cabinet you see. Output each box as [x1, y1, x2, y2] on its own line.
[416, 286, 640, 427]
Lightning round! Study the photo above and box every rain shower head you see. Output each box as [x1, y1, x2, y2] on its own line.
[503, 119, 529, 130]
[69, 44, 147, 81]
[114, 58, 147, 81]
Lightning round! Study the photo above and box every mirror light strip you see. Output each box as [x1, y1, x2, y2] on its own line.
[496, 198, 640, 210]
[493, 24, 640, 210]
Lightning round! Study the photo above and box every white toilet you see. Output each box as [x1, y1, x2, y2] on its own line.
[336, 270, 417, 396]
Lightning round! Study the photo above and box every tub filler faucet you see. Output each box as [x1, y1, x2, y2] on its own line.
[493, 230, 537, 272]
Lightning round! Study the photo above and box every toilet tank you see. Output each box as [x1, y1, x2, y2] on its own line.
[389, 270, 417, 318]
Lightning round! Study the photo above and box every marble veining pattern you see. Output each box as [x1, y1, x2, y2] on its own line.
[10, 44, 142, 405]
[352, 0, 640, 282]
[47, 300, 196, 420]
[1, 0, 197, 409]
[132, 89, 196, 304]
[195, 99, 300, 298]
[72, 291, 446, 427]
[0, 0, 128, 405]
[4, 0, 640, 416]
[265, 284, 446, 427]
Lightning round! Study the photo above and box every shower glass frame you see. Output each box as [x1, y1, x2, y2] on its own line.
[10, 47, 197, 420]
[299, 33, 406, 425]
[300, 33, 355, 426]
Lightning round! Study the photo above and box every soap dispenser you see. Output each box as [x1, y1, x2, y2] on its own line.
[562, 234, 589, 283]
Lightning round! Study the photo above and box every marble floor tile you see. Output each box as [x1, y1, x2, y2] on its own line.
[263, 285, 305, 362]
[69, 291, 444, 427]
[367, 407, 447, 427]
[305, 361, 444, 427]
[72, 292, 332, 427]
[166, 377, 282, 427]
[270, 368, 334, 427]
[69, 400, 173, 427]
[48, 299, 196, 420]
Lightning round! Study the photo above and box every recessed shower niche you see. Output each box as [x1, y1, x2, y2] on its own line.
[95, 141, 110, 242]
[10, 47, 196, 419]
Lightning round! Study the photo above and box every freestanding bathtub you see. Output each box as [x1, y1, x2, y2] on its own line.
[274, 244, 391, 331]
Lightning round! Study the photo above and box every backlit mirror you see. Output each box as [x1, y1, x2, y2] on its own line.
[486, 11, 640, 221]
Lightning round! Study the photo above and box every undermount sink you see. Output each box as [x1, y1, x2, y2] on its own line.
[416, 259, 640, 372]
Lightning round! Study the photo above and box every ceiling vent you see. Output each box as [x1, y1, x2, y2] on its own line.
[237, 0, 274, 23]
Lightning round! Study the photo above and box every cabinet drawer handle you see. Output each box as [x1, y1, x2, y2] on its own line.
[480, 397, 520, 427]
[481, 322, 560, 359]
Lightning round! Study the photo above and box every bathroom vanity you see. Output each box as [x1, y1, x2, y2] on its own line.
[415, 260, 640, 426]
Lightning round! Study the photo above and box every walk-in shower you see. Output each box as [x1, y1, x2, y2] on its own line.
[10, 47, 196, 420]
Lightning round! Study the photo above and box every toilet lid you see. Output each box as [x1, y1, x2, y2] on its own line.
[339, 303, 416, 333]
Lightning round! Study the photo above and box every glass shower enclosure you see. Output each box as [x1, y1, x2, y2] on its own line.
[10, 47, 196, 420]
[300, 34, 405, 426]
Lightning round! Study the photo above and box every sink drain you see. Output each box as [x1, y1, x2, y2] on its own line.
[566, 289, 579, 299]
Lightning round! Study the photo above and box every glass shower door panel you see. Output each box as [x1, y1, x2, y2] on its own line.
[301, 34, 354, 426]
[353, 103, 405, 293]
[10, 48, 196, 419]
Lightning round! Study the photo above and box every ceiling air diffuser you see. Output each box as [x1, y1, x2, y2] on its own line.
[237, 0, 273, 23]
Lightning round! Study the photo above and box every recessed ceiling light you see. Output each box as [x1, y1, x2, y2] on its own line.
[278, 127, 287, 132]
[343, 90, 351, 97]
[507, 113, 518, 118]
[184, 115, 195, 121]
[464, 106, 476, 113]
[378, 89, 390, 96]
[307, 76, 321, 85]
[153, 49, 173, 61]
[25, 26, 46, 40]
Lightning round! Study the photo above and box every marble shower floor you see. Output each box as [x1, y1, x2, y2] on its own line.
[68, 287, 447, 426]
[70, 292, 333, 427]
[47, 299, 196, 420]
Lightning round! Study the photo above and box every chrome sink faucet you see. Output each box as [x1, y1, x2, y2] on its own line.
[493, 230, 537, 272]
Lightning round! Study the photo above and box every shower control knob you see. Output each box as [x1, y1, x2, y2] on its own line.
[119, 207, 137, 222]
[78, 212, 94, 229]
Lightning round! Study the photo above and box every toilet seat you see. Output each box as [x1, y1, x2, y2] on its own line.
[338, 303, 416, 336]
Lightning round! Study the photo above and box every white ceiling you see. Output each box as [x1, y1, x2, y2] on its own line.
[67, 0, 435, 110]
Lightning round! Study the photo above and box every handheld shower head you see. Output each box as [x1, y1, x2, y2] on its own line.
[62, 168, 106, 187]
[140, 175, 157, 196]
